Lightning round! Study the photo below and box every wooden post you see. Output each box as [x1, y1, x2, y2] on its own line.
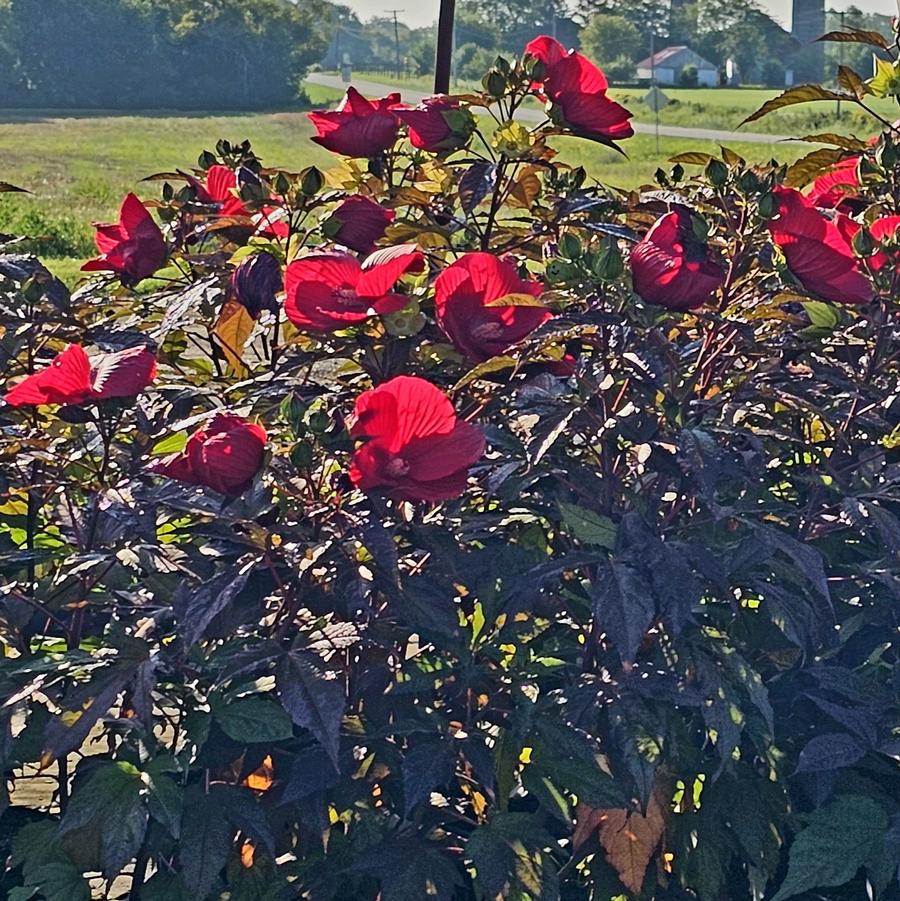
[434, 0, 456, 94]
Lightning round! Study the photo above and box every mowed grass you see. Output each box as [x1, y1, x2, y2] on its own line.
[0, 80, 807, 284]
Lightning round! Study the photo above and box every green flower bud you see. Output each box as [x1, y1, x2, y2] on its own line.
[300, 166, 325, 196]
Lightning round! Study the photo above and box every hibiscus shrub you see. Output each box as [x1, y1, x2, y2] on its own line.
[2, 32, 900, 901]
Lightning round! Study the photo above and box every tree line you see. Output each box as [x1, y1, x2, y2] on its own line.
[327, 0, 891, 89]
[0, 0, 330, 109]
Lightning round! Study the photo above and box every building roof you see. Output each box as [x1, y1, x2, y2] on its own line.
[635, 45, 717, 71]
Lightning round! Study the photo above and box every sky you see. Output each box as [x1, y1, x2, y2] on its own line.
[341, 0, 897, 31]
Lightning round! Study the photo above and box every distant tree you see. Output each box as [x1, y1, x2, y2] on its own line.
[679, 62, 699, 85]
[694, 0, 783, 83]
[456, 43, 497, 80]
[454, 9, 500, 51]
[459, 0, 566, 55]
[2, 0, 329, 109]
[669, 0, 698, 44]
[823, 6, 892, 77]
[577, 0, 669, 59]
[580, 13, 642, 71]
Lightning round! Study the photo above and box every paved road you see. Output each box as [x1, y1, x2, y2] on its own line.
[306, 72, 795, 146]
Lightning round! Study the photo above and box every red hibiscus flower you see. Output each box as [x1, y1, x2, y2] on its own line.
[525, 36, 633, 144]
[192, 165, 250, 218]
[768, 186, 874, 304]
[151, 414, 266, 497]
[308, 87, 404, 158]
[349, 375, 485, 502]
[82, 193, 167, 286]
[284, 246, 424, 332]
[433, 252, 550, 362]
[807, 157, 860, 211]
[4, 344, 156, 408]
[395, 96, 476, 153]
[630, 208, 725, 311]
[323, 196, 395, 255]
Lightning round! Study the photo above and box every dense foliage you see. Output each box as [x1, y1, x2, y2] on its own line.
[0, 0, 329, 109]
[2, 28, 900, 901]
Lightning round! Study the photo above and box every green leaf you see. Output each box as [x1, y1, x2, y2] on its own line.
[177, 559, 257, 648]
[771, 794, 887, 901]
[151, 431, 188, 455]
[277, 650, 345, 767]
[214, 696, 293, 744]
[467, 814, 558, 900]
[59, 761, 148, 878]
[592, 560, 655, 664]
[179, 785, 233, 900]
[354, 839, 463, 901]
[740, 85, 850, 125]
[803, 301, 840, 330]
[402, 737, 456, 815]
[558, 502, 617, 549]
[868, 57, 900, 98]
[796, 733, 866, 772]
[146, 770, 184, 838]
[452, 354, 517, 389]
[19, 863, 89, 901]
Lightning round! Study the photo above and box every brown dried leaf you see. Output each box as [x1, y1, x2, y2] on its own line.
[508, 165, 542, 210]
[785, 148, 847, 187]
[575, 784, 669, 895]
[818, 28, 889, 50]
[740, 85, 850, 126]
[213, 298, 255, 375]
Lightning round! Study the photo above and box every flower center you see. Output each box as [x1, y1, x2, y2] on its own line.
[332, 287, 359, 306]
[471, 320, 504, 340]
[385, 456, 411, 478]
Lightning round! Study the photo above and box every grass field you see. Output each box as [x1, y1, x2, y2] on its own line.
[0, 79, 811, 285]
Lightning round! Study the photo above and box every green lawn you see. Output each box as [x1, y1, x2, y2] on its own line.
[0, 80, 809, 284]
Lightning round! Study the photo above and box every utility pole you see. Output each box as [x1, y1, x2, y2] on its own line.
[386, 9, 404, 78]
[837, 8, 845, 118]
[434, 0, 456, 93]
[650, 31, 659, 153]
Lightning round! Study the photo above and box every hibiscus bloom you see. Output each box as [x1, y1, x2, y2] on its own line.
[283, 246, 424, 332]
[525, 36, 633, 144]
[768, 186, 874, 304]
[4, 344, 156, 407]
[807, 156, 860, 211]
[433, 253, 550, 361]
[308, 87, 404, 158]
[630, 208, 725, 311]
[323, 196, 395, 255]
[82, 193, 167, 286]
[192, 165, 250, 218]
[151, 414, 266, 497]
[395, 96, 476, 152]
[349, 375, 485, 502]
